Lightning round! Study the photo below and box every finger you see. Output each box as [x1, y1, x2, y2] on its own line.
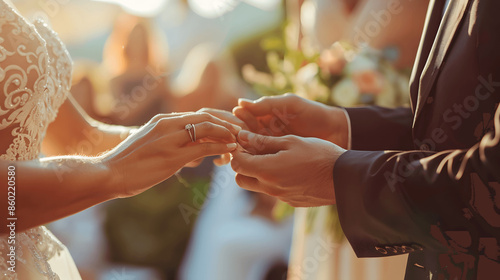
[177, 122, 236, 146]
[234, 173, 264, 192]
[234, 174, 281, 198]
[233, 107, 260, 132]
[213, 153, 231, 166]
[185, 158, 204, 168]
[237, 130, 287, 155]
[199, 108, 249, 131]
[179, 112, 242, 135]
[149, 112, 193, 124]
[238, 95, 290, 116]
[186, 142, 238, 160]
[230, 149, 273, 179]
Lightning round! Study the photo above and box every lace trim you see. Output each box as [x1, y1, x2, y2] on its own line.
[0, 1, 73, 279]
[0, 1, 72, 161]
[0, 227, 65, 280]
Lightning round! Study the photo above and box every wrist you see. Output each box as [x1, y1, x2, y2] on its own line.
[42, 156, 116, 204]
[99, 147, 155, 199]
[325, 106, 350, 149]
[94, 155, 122, 200]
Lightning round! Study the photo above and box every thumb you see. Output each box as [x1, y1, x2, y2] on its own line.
[237, 130, 286, 155]
[238, 96, 283, 117]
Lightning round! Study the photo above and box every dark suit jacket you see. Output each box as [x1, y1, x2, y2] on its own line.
[334, 0, 500, 279]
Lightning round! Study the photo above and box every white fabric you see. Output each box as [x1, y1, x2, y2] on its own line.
[0, 1, 81, 279]
[341, 108, 352, 150]
[180, 165, 293, 280]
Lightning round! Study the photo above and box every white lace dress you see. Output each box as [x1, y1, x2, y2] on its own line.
[0, 1, 81, 279]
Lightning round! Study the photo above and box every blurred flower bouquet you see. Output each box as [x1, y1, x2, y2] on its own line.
[242, 28, 411, 243]
[243, 40, 410, 108]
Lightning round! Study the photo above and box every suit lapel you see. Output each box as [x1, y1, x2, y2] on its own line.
[414, 0, 470, 123]
[409, 0, 445, 112]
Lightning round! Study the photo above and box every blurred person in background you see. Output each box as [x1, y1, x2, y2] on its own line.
[299, 0, 429, 68]
[103, 15, 172, 126]
[81, 13, 241, 126]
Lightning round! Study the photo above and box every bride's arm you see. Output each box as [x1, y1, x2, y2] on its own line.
[0, 156, 110, 233]
[42, 95, 135, 157]
[2, 112, 240, 233]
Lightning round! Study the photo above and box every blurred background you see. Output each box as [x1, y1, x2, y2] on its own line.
[10, 0, 429, 279]
[13, 0, 288, 279]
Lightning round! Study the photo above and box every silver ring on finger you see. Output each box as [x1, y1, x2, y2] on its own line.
[185, 123, 196, 142]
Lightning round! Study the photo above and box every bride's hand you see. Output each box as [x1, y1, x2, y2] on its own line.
[101, 112, 241, 197]
[193, 108, 249, 166]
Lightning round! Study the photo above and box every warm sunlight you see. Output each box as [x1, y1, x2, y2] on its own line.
[94, 0, 167, 17]
[188, 0, 280, 18]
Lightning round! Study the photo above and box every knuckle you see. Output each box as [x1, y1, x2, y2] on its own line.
[150, 114, 163, 122]
[198, 108, 215, 115]
[253, 135, 268, 147]
[259, 171, 273, 184]
[284, 93, 302, 105]
[282, 135, 298, 145]
[202, 144, 211, 153]
[255, 96, 267, 102]
[265, 188, 280, 197]
[153, 118, 168, 131]
[199, 121, 214, 131]
[197, 112, 212, 121]
[199, 143, 215, 155]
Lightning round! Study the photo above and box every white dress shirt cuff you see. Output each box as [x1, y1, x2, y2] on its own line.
[341, 108, 352, 150]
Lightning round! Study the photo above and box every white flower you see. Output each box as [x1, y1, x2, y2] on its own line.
[352, 70, 385, 95]
[242, 64, 273, 87]
[345, 54, 378, 74]
[294, 63, 320, 99]
[396, 74, 411, 104]
[306, 79, 330, 101]
[375, 80, 398, 108]
[331, 78, 360, 107]
[295, 63, 319, 85]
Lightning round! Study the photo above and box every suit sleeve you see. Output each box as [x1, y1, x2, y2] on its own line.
[333, 104, 500, 258]
[344, 106, 414, 151]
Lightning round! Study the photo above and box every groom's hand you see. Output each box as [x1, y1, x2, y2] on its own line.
[230, 130, 345, 207]
[233, 94, 349, 148]
[186, 108, 247, 167]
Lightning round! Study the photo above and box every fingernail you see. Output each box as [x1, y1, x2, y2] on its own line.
[227, 143, 237, 150]
[232, 124, 242, 133]
[238, 130, 250, 142]
[230, 158, 238, 171]
[238, 98, 254, 105]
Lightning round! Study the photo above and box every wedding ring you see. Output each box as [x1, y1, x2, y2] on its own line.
[185, 124, 196, 142]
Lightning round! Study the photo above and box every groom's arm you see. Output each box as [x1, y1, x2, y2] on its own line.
[344, 106, 414, 151]
[333, 104, 500, 258]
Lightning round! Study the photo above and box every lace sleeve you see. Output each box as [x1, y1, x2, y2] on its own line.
[32, 19, 72, 121]
[0, 5, 54, 160]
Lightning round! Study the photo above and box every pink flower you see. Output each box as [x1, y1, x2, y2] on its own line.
[318, 43, 347, 76]
[352, 70, 385, 95]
